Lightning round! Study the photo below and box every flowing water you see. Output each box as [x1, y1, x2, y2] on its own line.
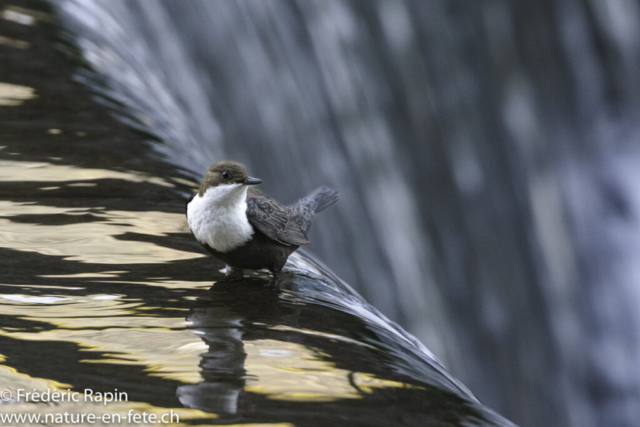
[5, 0, 640, 426]
[0, 1, 517, 425]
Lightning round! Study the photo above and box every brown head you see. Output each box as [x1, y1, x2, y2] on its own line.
[199, 160, 262, 196]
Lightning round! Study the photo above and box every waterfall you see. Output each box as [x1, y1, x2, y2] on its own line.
[54, 1, 640, 426]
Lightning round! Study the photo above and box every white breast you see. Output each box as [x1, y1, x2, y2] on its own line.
[187, 184, 254, 253]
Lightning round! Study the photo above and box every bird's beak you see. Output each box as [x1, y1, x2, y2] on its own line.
[243, 176, 262, 185]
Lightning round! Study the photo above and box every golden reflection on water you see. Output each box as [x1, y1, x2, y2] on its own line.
[0, 290, 204, 384]
[89, 280, 212, 290]
[0, 82, 37, 106]
[2, 362, 220, 425]
[0, 200, 203, 264]
[68, 182, 98, 187]
[0, 35, 30, 49]
[0, 159, 175, 187]
[0, 153, 419, 420]
[0, 360, 215, 425]
[38, 271, 127, 279]
[244, 339, 359, 401]
[0, 152, 212, 389]
[0, 180, 217, 422]
[243, 339, 419, 402]
[0, 284, 84, 290]
[0, 291, 420, 405]
[0, 362, 73, 399]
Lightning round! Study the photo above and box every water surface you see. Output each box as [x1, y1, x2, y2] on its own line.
[0, 2, 514, 425]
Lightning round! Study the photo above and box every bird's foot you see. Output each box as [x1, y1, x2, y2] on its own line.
[268, 272, 282, 288]
[224, 265, 245, 280]
[268, 270, 296, 290]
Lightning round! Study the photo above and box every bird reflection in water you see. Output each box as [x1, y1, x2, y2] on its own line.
[178, 277, 302, 419]
[176, 276, 512, 426]
[177, 279, 262, 417]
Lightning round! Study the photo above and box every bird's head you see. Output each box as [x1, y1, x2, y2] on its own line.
[199, 160, 262, 199]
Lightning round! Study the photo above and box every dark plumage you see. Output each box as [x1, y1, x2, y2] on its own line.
[186, 161, 339, 276]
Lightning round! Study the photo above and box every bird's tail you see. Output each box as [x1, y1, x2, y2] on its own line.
[293, 186, 340, 234]
[299, 186, 340, 214]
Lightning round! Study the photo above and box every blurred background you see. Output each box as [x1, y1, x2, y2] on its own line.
[53, 1, 640, 426]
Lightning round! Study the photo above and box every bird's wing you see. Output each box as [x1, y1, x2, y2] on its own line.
[246, 188, 310, 246]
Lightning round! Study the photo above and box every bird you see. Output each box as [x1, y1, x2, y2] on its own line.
[186, 160, 339, 278]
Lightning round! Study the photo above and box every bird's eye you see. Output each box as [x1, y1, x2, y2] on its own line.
[222, 172, 229, 179]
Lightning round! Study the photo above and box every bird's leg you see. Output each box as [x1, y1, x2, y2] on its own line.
[224, 265, 245, 280]
[269, 269, 285, 288]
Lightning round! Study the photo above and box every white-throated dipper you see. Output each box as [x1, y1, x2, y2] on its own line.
[186, 160, 339, 277]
